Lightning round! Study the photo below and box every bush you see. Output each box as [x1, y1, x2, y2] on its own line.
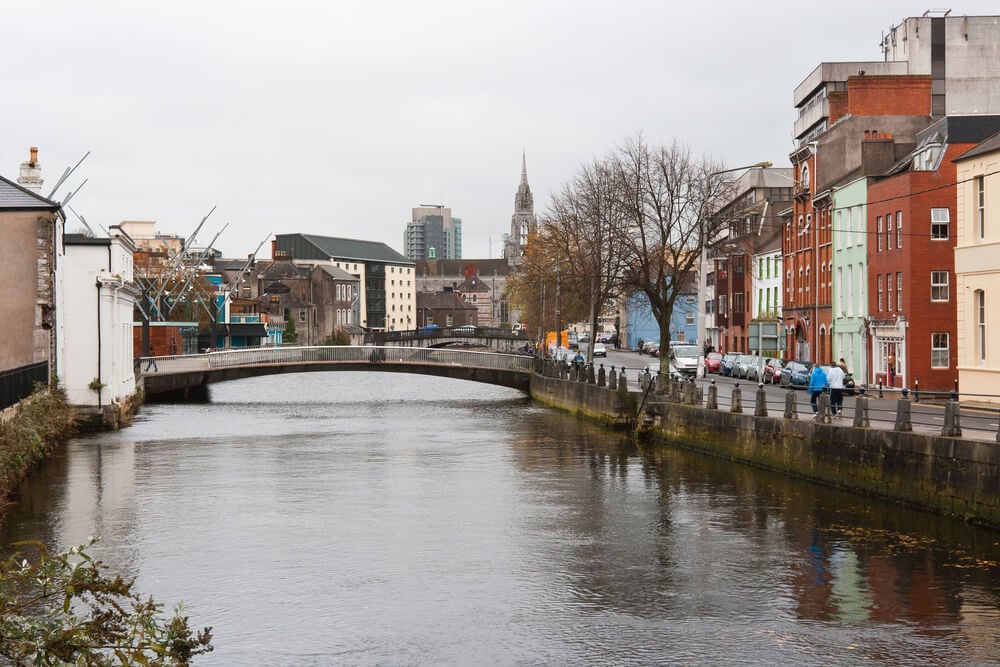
[0, 539, 213, 664]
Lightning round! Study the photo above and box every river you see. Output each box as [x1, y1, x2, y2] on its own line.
[4, 372, 1000, 665]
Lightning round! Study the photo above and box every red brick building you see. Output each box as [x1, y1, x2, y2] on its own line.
[867, 116, 1000, 391]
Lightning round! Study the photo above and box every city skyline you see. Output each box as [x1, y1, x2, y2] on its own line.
[5, 2, 1000, 259]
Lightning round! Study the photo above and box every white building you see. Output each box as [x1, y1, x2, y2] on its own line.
[58, 226, 140, 422]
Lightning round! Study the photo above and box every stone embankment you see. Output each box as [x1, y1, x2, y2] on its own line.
[529, 366, 1000, 529]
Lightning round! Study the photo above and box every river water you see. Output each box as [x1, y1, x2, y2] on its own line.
[4, 372, 1000, 665]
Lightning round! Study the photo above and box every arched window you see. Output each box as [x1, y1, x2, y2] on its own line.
[800, 164, 810, 189]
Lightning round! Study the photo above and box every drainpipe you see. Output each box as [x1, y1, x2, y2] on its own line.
[95, 278, 103, 410]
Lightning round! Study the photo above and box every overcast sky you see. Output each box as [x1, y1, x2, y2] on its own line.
[5, 2, 998, 260]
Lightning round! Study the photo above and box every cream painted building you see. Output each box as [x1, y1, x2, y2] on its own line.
[954, 133, 1000, 402]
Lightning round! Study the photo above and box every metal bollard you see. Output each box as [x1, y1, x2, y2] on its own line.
[878, 381, 884, 399]
[784, 388, 798, 420]
[755, 383, 768, 417]
[684, 380, 696, 405]
[914, 378, 920, 403]
[707, 380, 718, 410]
[618, 369, 628, 393]
[608, 366, 617, 389]
[597, 364, 606, 387]
[894, 390, 913, 431]
[731, 384, 743, 413]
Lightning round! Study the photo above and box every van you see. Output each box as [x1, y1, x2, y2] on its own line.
[670, 344, 700, 376]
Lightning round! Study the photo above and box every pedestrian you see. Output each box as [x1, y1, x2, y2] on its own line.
[808, 364, 828, 413]
[838, 357, 848, 373]
[887, 353, 896, 387]
[637, 338, 644, 354]
[827, 363, 845, 417]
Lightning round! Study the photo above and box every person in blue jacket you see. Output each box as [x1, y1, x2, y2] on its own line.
[808, 364, 829, 413]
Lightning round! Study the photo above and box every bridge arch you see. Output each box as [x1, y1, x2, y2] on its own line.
[140, 346, 535, 400]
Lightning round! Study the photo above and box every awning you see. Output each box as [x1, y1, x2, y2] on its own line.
[226, 323, 269, 338]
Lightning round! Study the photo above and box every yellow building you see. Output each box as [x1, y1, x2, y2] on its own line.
[955, 132, 1000, 402]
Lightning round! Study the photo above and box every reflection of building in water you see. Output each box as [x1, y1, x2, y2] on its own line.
[828, 548, 873, 623]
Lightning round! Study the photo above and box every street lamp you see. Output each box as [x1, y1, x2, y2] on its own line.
[696, 161, 772, 378]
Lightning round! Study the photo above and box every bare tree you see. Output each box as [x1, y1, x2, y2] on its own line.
[613, 136, 727, 377]
[543, 155, 630, 362]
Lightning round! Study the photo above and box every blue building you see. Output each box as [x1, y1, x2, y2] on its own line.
[625, 290, 697, 350]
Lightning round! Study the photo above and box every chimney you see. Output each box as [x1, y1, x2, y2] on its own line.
[271, 239, 277, 259]
[17, 146, 43, 193]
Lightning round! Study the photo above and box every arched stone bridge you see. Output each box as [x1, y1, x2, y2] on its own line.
[365, 326, 530, 353]
[139, 346, 536, 401]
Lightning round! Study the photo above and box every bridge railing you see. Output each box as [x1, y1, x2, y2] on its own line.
[368, 327, 528, 345]
[142, 346, 535, 374]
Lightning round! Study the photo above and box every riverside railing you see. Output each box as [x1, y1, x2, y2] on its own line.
[139, 346, 536, 375]
[634, 373, 1000, 444]
[0, 361, 48, 411]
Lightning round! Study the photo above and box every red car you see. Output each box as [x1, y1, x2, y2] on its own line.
[704, 352, 723, 374]
[762, 358, 784, 384]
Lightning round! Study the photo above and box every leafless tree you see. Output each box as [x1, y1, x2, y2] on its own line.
[613, 136, 727, 376]
[543, 155, 630, 362]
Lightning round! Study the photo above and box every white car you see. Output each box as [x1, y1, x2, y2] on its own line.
[670, 344, 700, 376]
[592, 342, 607, 357]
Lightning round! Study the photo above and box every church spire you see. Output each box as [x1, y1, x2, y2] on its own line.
[514, 151, 533, 215]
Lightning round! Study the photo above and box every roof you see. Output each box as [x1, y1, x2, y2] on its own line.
[414, 258, 512, 277]
[0, 174, 60, 211]
[279, 233, 412, 265]
[317, 264, 358, 281]
[418, 290, 476, 311]
[955, 129, 1000, 162]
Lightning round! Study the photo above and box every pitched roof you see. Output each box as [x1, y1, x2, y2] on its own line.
[283, 233, 412, 265]
[414, 258, 512, 277]
[317, 264, 358, 281]
[0, 174, 60, 211]
[955, 129, 1000, 162]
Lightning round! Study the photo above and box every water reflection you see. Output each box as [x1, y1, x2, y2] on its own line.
[2, 372, 999, 664]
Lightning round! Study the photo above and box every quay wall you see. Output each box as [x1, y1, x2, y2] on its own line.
[529, 377, 1000, 529]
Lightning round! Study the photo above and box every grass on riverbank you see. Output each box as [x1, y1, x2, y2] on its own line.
[0, 384, 75, 523]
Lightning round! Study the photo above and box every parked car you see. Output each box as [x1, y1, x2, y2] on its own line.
[592, 342, 607, 357]
[779, 360, 813, 388]
[704, 352, 723, 374]
[733, 354, 755, 379]
[720, 352, 740, 377]
[762, 358, 784, 384]
[745, 356, 766, 382]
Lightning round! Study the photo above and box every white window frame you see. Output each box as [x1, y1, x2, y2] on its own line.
[931, 208, 949, 240]
[896, 211, 903, 248]
[976, 289, 987, 364]
[931, 332, 949, 368]
[930, 271, 949, 302]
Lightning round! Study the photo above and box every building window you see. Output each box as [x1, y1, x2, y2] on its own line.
[931, 271, 949, 302]
[896, 211, 903, 248]
[931, 332, 949, 368]
[887, 215, 893, 250]
[299, 309, 307, 323]
[876, 216, 883, 251]
[718, 295, 728, 315]
[685, 311, 695, 325]
[877, 274, 884, 312]
[931, 208, 949, 240]
[896, 272, 902, 310]
[887, 273, 894, 311]
[446, 314, 453, 326]
[976, 289, 987, 364]
[734, 293, 744, 313]
[978, 175, 986, 240]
